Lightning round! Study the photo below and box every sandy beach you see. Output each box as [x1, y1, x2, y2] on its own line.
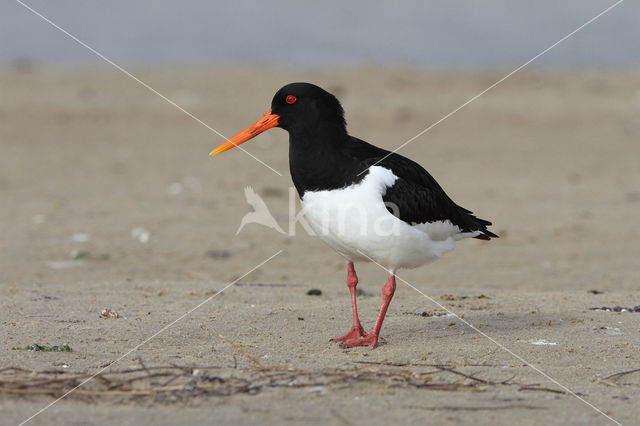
[1, 67, 639, 425]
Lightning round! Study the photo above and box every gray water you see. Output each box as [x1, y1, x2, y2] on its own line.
[1, 0, 638, 69]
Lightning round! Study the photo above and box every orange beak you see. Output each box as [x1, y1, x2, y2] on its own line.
[209, 110, 280, 156]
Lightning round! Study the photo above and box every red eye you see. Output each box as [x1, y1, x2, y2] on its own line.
[286, 95, 297, 104]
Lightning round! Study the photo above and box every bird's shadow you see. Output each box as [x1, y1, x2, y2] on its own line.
[397, 309, 580, 341]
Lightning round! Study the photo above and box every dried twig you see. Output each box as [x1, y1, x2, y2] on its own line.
[353, 360, 411, 367]
[218, 335, 263, 367]
[518, 386, 566, 394]
[331, 409, 357, 426]
[235, 282, 304, 287]
[353, 361, 515, 385]
[594, 377, 617, 387]
[433, 365, 491, 384]
[602, 368, 640, 381]
[405, 404, 546, 411]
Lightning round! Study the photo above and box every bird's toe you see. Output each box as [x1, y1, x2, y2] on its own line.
[331, 325, 368, 343]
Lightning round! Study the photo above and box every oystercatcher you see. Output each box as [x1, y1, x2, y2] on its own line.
[211, 83, 497, 347]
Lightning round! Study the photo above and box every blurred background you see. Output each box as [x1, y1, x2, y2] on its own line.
[1, 1, 638, 68]
[1, 0, 639, 294]
[3, 4, 640, 423]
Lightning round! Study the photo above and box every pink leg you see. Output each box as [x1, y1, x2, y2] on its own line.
[331, 262, 367, 342]
[343, 272, 396, 348]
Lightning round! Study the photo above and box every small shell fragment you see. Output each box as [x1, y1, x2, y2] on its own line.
[101, 308, 120, 319]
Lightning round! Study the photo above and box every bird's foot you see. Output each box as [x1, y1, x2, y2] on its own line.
[341, 333, 379, 348]
[331, 325, 367, 343]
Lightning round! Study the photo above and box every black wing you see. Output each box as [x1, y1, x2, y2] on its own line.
[347, 137, 497, 240]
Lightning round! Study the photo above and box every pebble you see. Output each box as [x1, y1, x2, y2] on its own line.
[205, 249, 230, 259]
[70, 233, 90, 242]
[131, 227, 151, 244]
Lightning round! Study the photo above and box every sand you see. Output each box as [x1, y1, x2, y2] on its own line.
[0, 67, 639, 425]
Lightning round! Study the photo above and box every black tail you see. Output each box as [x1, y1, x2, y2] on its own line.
[457, 206, 498, 240]
[472, 217, 499, 240]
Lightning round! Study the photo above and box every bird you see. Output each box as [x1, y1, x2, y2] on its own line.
[236, 186, 285, 235]
[210, 82, 497, 348]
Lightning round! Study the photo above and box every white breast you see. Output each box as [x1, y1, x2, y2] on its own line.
[300, 166, 472, 270]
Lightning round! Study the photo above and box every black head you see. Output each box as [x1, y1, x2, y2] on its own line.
[209, 82, 347, 156]
[271, 83, 346, 135]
